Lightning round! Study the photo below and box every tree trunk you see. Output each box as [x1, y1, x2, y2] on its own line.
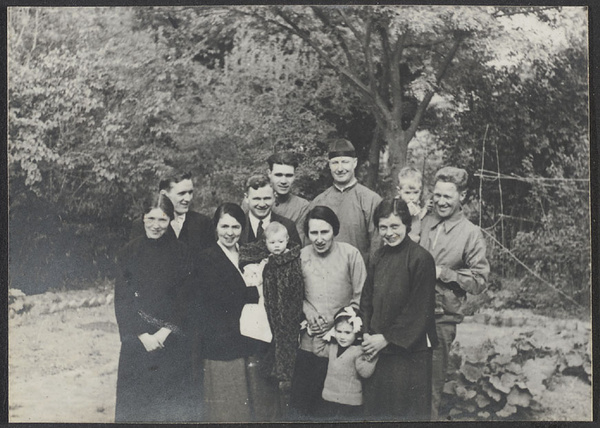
[384, 126, 409, 188]
[363, 125, 381, 190]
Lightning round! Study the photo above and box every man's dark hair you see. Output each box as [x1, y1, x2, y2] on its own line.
[158, 172, 193, 192]
[304, 205, 340, 237]
[267, 152, 299, 170]
[373, 198, 412, 234]
[212, 202, 246, 231]
[245, 174, 273, 192]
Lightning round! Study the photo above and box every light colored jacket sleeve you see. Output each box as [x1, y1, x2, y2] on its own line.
[356, 351, 378, 379]
[348, 246, 367, 308]
[438, 228, 489, 295]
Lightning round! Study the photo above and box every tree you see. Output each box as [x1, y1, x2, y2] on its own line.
[234, 6, 571, 189]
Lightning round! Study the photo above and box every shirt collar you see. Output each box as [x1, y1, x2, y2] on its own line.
[173, 213, 186, 223]
[333, 178, 358, 193]
[430, 208, 465, 233]
[249, 212, 271, 231]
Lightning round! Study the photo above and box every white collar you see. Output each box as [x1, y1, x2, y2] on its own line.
[249, 212, 271, 233]
[333, 178, 358, 192]
[173, 213, 186, 223]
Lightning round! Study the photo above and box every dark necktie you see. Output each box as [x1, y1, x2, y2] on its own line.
[256, 220, 264, 240]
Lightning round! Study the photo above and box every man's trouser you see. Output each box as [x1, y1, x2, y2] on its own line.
[431, 322, 457, 420]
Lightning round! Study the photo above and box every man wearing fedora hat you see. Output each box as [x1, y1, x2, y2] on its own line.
[309, 139, 382, 265]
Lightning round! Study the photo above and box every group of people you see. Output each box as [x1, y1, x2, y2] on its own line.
[113, 138, 490, 422]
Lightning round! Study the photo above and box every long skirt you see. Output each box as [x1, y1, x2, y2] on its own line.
[115, 334, 196, 422]
[203, 358, 253, 422]
[363, 348, 433, 421]
[203, 355, 280, 422]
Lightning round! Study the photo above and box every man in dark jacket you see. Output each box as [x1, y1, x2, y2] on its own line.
[240, 174, 302, 246]
[130, 172, 214, 256]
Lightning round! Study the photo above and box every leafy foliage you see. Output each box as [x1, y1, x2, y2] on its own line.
[7, 6, 590, 298]
[444, 322, 591, 420]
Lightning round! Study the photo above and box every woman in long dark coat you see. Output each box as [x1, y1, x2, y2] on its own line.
[360, 198, 438, 421]
[114, 195, 194, 422]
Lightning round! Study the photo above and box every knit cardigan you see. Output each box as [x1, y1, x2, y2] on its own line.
[239, 240, 304, 382]
[313, 339, 378, 406]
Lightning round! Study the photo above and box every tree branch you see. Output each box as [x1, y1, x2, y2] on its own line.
[363, 17, 379, 98]
[378, 24, 392, 109]
[405, 34, 463, 141]
[491, 6, 558, 18]
[337, 7, 363, 42]
[390, 31, 406, 127]
[273, 7, 391, 122]
[337, 8, 390, 121]
[310, 7, 358, 73]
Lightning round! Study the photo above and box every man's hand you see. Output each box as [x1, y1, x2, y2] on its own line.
[436, 266, 442, 279]
[361, 333, 388, 358]
[138, 333, 163, 352]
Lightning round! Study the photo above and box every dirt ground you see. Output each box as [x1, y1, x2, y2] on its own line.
[8, 289, 592, 422]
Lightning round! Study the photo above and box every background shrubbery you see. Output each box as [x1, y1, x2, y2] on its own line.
[8, 6, 590, 319]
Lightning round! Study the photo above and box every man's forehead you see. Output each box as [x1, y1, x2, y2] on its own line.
[248, 185, 274, 195]
[329, 156, 356, 162]
[271, 163, 295, 172]
[434, 181, 459, 192]
[169, 179, 194, 192]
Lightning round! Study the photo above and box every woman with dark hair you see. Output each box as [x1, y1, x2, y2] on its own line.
[289, 205, 367, 420]
[189, 202, 261, 422]
[360, 198, 438, 421]
[114, 194, 194, 422]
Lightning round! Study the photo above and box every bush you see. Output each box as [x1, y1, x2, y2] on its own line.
[443, 324, 591, 420]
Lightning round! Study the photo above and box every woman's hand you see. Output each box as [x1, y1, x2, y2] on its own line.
[307, 315, 331, 336]
[361, 333, 388, 358]
[153, 327, 172, 348]
[138, 333, 163, 352]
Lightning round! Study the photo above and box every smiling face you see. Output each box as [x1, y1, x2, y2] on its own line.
[245, 185, 275, 220]
[307, 219, 335, 255]
[268, 163, 295, 196]
[378, 213, 407, 247]
[334, 319, 357, 348]
[432, 181, 465, 219]
[216, 213, 242, 249]
[329, 156, 357, 187]
[143, 208, 171, 240]
[163, 179, 193, 216]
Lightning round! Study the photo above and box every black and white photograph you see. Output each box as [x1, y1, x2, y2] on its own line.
[7, 4, 593, 423]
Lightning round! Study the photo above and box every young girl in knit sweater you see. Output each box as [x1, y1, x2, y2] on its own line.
[311, 306, 378, 420]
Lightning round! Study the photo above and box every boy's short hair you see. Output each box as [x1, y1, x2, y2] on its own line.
[435, 167, 468, 193]
[397, 166, 423, 188]
[264, 221, 288, 239]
